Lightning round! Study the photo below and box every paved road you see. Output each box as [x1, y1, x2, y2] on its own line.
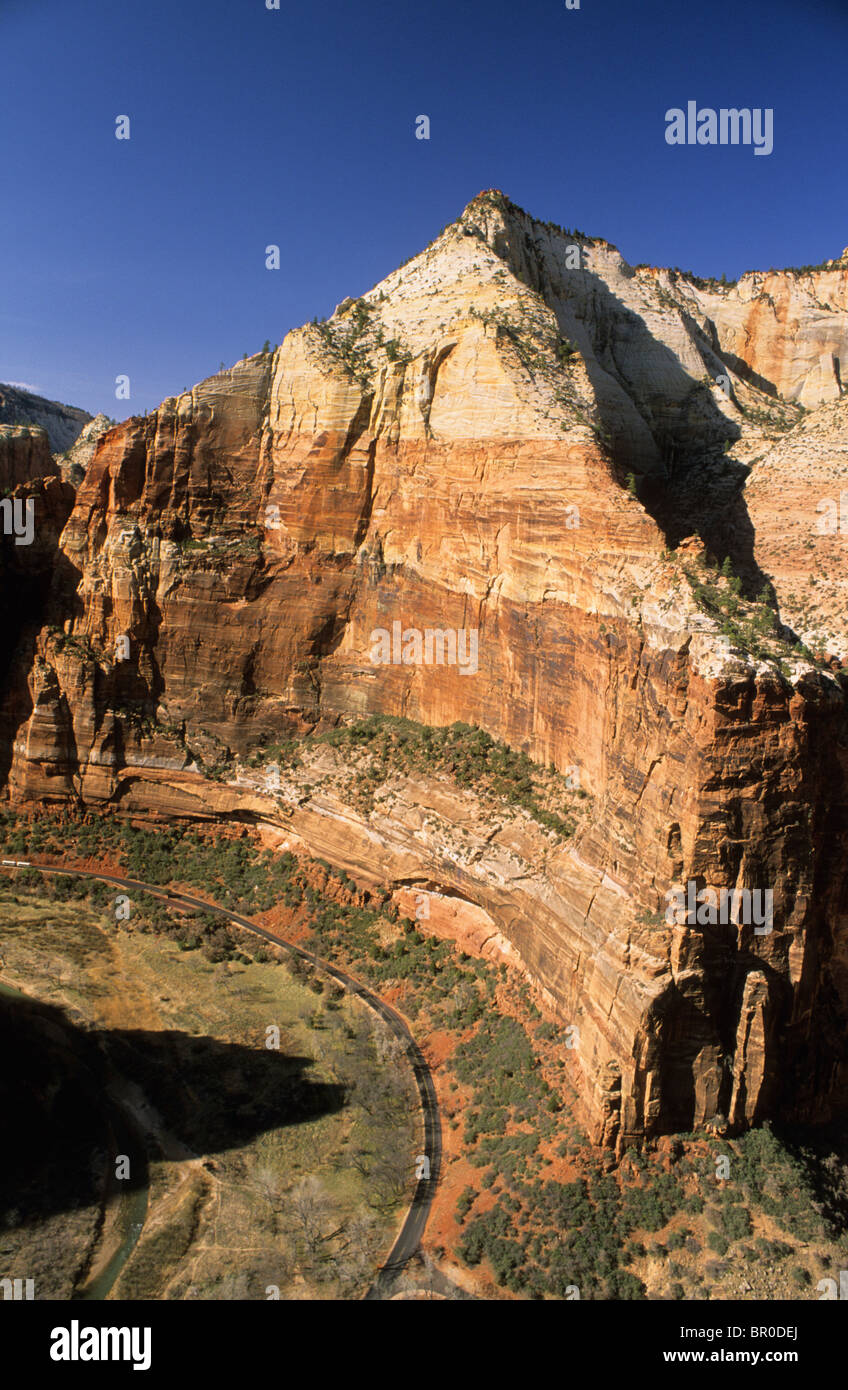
[0, 859, 442, 1298]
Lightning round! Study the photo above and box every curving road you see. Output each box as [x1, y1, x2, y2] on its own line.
[0, 859, 442, 1299]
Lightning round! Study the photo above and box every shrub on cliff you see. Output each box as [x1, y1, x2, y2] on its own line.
[720, 1204, 753, 1241]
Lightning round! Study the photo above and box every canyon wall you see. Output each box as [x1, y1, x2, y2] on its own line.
[0, 424, 56, 491]
[0, 383, 92, 454]
[2, 191, 847, 1148]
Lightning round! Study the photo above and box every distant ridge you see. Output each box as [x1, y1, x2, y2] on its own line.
[0, 382, 91, 452]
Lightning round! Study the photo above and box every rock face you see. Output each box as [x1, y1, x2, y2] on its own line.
[0, 384, 92, 454]
[690, 255, 848, 409]
[55, 414, 114, 484]
[0, 424, 56, 491]
[745, 397, 848, 660]
[2, 191, 847, 1149]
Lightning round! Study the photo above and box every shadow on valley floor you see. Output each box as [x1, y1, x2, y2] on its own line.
[0, 991, 346, 1229]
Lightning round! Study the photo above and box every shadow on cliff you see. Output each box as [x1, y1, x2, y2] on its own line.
[0, 494, 81, 791]
[0, 517, 173, 794]
[569, 275, 761, 581]
[773, 1123, 848, 1238]
[647, 931, 790, 1135]
[0, 990, 346, 1229]
[513, 249, 773, 594]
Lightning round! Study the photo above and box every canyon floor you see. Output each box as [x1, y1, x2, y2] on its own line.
[2, 797, 847, 1302]
[0, 866, 416, 1301]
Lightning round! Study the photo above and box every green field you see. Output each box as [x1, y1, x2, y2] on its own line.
[0, 874, 416, 1300]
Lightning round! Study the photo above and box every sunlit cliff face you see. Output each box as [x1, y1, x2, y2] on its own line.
[1, 191, 847, 1148]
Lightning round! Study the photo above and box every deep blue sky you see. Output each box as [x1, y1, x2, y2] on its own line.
[2, 0, 846, 416]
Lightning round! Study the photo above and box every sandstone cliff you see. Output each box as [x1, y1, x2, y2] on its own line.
[55, 413, 114, 485]
[2, 191, 846, 1150]
[0, 423, 56, 491]
[0, 383, 92, 454]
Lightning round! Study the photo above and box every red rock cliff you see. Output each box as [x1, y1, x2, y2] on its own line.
[2, 192, 847, 1148]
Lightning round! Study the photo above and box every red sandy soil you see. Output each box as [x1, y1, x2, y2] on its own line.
[7, 810, 608, 1298]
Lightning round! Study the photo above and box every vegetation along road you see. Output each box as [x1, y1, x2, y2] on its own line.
[0, 859, 443, 1299]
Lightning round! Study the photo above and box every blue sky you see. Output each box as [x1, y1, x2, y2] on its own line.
[1, 0, 845, 416]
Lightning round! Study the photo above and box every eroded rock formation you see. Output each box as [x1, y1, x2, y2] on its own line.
[2, 191, 847, 1149]
[0, 383, 92, 454]
[0, 424, 56, 491]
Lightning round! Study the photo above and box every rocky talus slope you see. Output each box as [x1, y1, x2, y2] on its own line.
[2, 191, 846, 1150]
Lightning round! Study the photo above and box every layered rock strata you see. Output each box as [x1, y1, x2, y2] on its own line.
[0, 383, 92, 453]
[2, 192, 847, 1148]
